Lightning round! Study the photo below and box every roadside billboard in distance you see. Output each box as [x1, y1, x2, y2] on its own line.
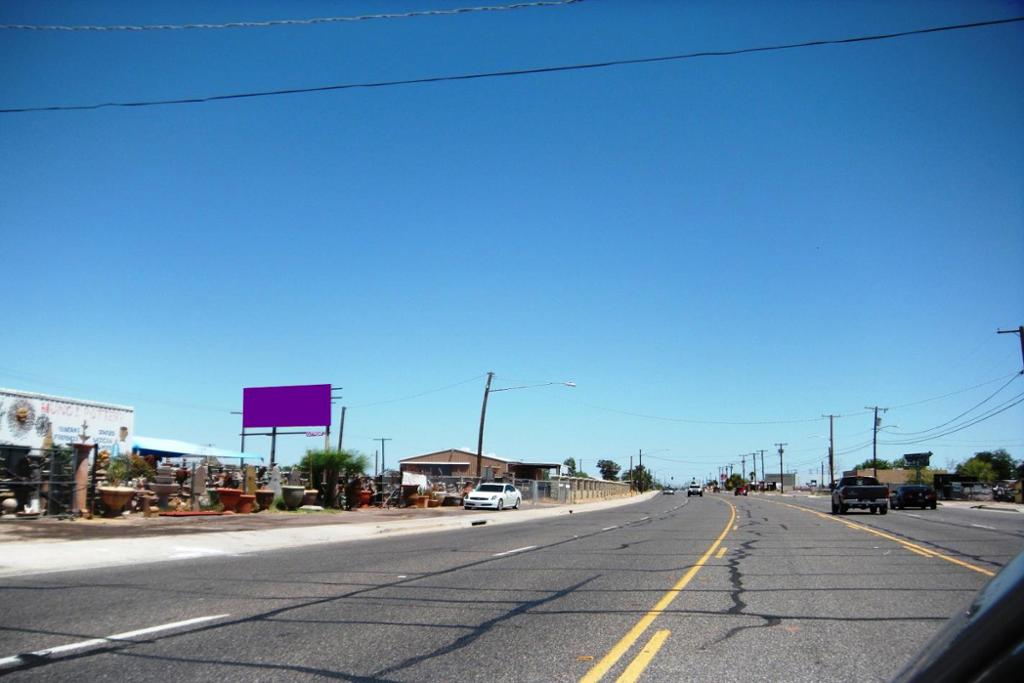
[242, 384, 331, 428]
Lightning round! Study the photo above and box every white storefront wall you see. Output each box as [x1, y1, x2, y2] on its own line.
[0, 388, 134, 451]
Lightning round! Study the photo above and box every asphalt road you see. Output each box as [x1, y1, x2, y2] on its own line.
[1, 493, 1021, 682]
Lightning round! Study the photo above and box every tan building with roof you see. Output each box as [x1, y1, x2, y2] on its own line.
[399, 448, 512, 479]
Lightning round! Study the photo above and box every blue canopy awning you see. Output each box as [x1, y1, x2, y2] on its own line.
[133, 435, 263, 462]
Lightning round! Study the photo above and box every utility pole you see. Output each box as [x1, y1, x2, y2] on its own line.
[997, 326, 1024, 373]
[759, 450, 766, 491]
[775, 443, 787, 493]
[865, 406, 888, 477]
[741, 454, 746, 484]
[638, 449, 643, 492]
[820, 461, 824, 490]
[823, 414, 837, 487]
[336, 406, 347, 451]
[751, 452, 757, 489]
[376, 437, 392, 507]
[629, 455, 634, 492]
[329, 386, 343, 452]
[476, 372, 495, 479]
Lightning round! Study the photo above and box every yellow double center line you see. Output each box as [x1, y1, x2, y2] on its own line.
[775, 500, 995, 577]
[580, 501, 737, 683]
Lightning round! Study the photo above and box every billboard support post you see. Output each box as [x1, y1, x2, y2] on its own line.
[270, 427, 277, 468]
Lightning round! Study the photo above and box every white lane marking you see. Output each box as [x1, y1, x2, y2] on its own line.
[905, 514, 922, 518]
[640, 517, 650, 521]
[971, 523, 997, 530]
[602, 526, 619, 531]
[492, 545, 537, 557]
[0, 614, 229, 668]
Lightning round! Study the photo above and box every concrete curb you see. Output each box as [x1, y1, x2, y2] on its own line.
[0, 492, 658, 579]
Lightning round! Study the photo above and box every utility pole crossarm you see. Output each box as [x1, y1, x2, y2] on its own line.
[997, 326, 1024, 374]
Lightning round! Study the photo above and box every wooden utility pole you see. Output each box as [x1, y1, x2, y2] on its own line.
[775, 443, 787, 493]
[476, 372, 495, 479]
[638, 449, 643, 492]
[824, 414, 836, 487]
[336, 406, 347, 451]
[376, 437, 392, 506]
[865, 406, 888, 477]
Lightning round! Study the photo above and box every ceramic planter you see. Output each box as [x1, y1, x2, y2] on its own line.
[358, 489, 371, 507]
[98, 486, 135, 517]
[237, 494, 255, 514]
[254, 489, 275, 511]
[302, 489, 319, 506]
[281, 485, 305, 510]
[215, 487, 242, 512]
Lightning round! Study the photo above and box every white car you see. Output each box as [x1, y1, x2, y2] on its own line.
[464, 483, 522, 510]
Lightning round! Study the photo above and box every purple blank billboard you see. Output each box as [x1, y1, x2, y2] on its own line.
[243, 384, 331, 428]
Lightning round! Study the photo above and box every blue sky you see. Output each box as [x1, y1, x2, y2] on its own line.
[1, 0, 1022, 483]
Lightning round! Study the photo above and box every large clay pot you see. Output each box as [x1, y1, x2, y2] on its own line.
[98, 486, 135, 517]
[302, 489, 319, 506]
[254, 489, 275, 511]
[358, 489, 371, 508]
[216, 487, 242, 512]
[281, 485, 305, 510]
[237, 494, 255, 514]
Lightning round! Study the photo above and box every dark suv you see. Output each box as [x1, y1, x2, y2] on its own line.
[890, 484, 937, 510]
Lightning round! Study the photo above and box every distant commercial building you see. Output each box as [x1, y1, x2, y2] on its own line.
[846, 469, 948, 487]
[763, 473, 796, 489]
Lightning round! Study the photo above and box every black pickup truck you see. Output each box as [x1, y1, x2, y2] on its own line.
[831, 475, 889, 515]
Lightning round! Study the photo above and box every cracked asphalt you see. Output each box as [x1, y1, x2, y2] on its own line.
[1, 493, 1020, 682]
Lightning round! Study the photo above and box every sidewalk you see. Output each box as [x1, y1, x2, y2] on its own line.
[0, 493, 657, 578]
[934, 500, 1024, 513]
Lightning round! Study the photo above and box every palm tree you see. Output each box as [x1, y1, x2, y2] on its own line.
[300, 449, 369, 508]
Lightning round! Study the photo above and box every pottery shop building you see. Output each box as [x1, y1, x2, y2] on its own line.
[1, 387, 135, 517]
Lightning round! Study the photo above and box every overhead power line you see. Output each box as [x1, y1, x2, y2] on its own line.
[349, 373, 487, 408]
[888, 373, 1022, 436]
[2, 15, 1021, 114]
[579, 401, 826, 426]
[0, 0, 585, 32]
[881, 391, 1024, 446]
[887, 371, 1022, 409]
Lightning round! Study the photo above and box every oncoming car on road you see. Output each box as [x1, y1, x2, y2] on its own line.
[463, 483, 521, 510]
[687, 483, 703, 497]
